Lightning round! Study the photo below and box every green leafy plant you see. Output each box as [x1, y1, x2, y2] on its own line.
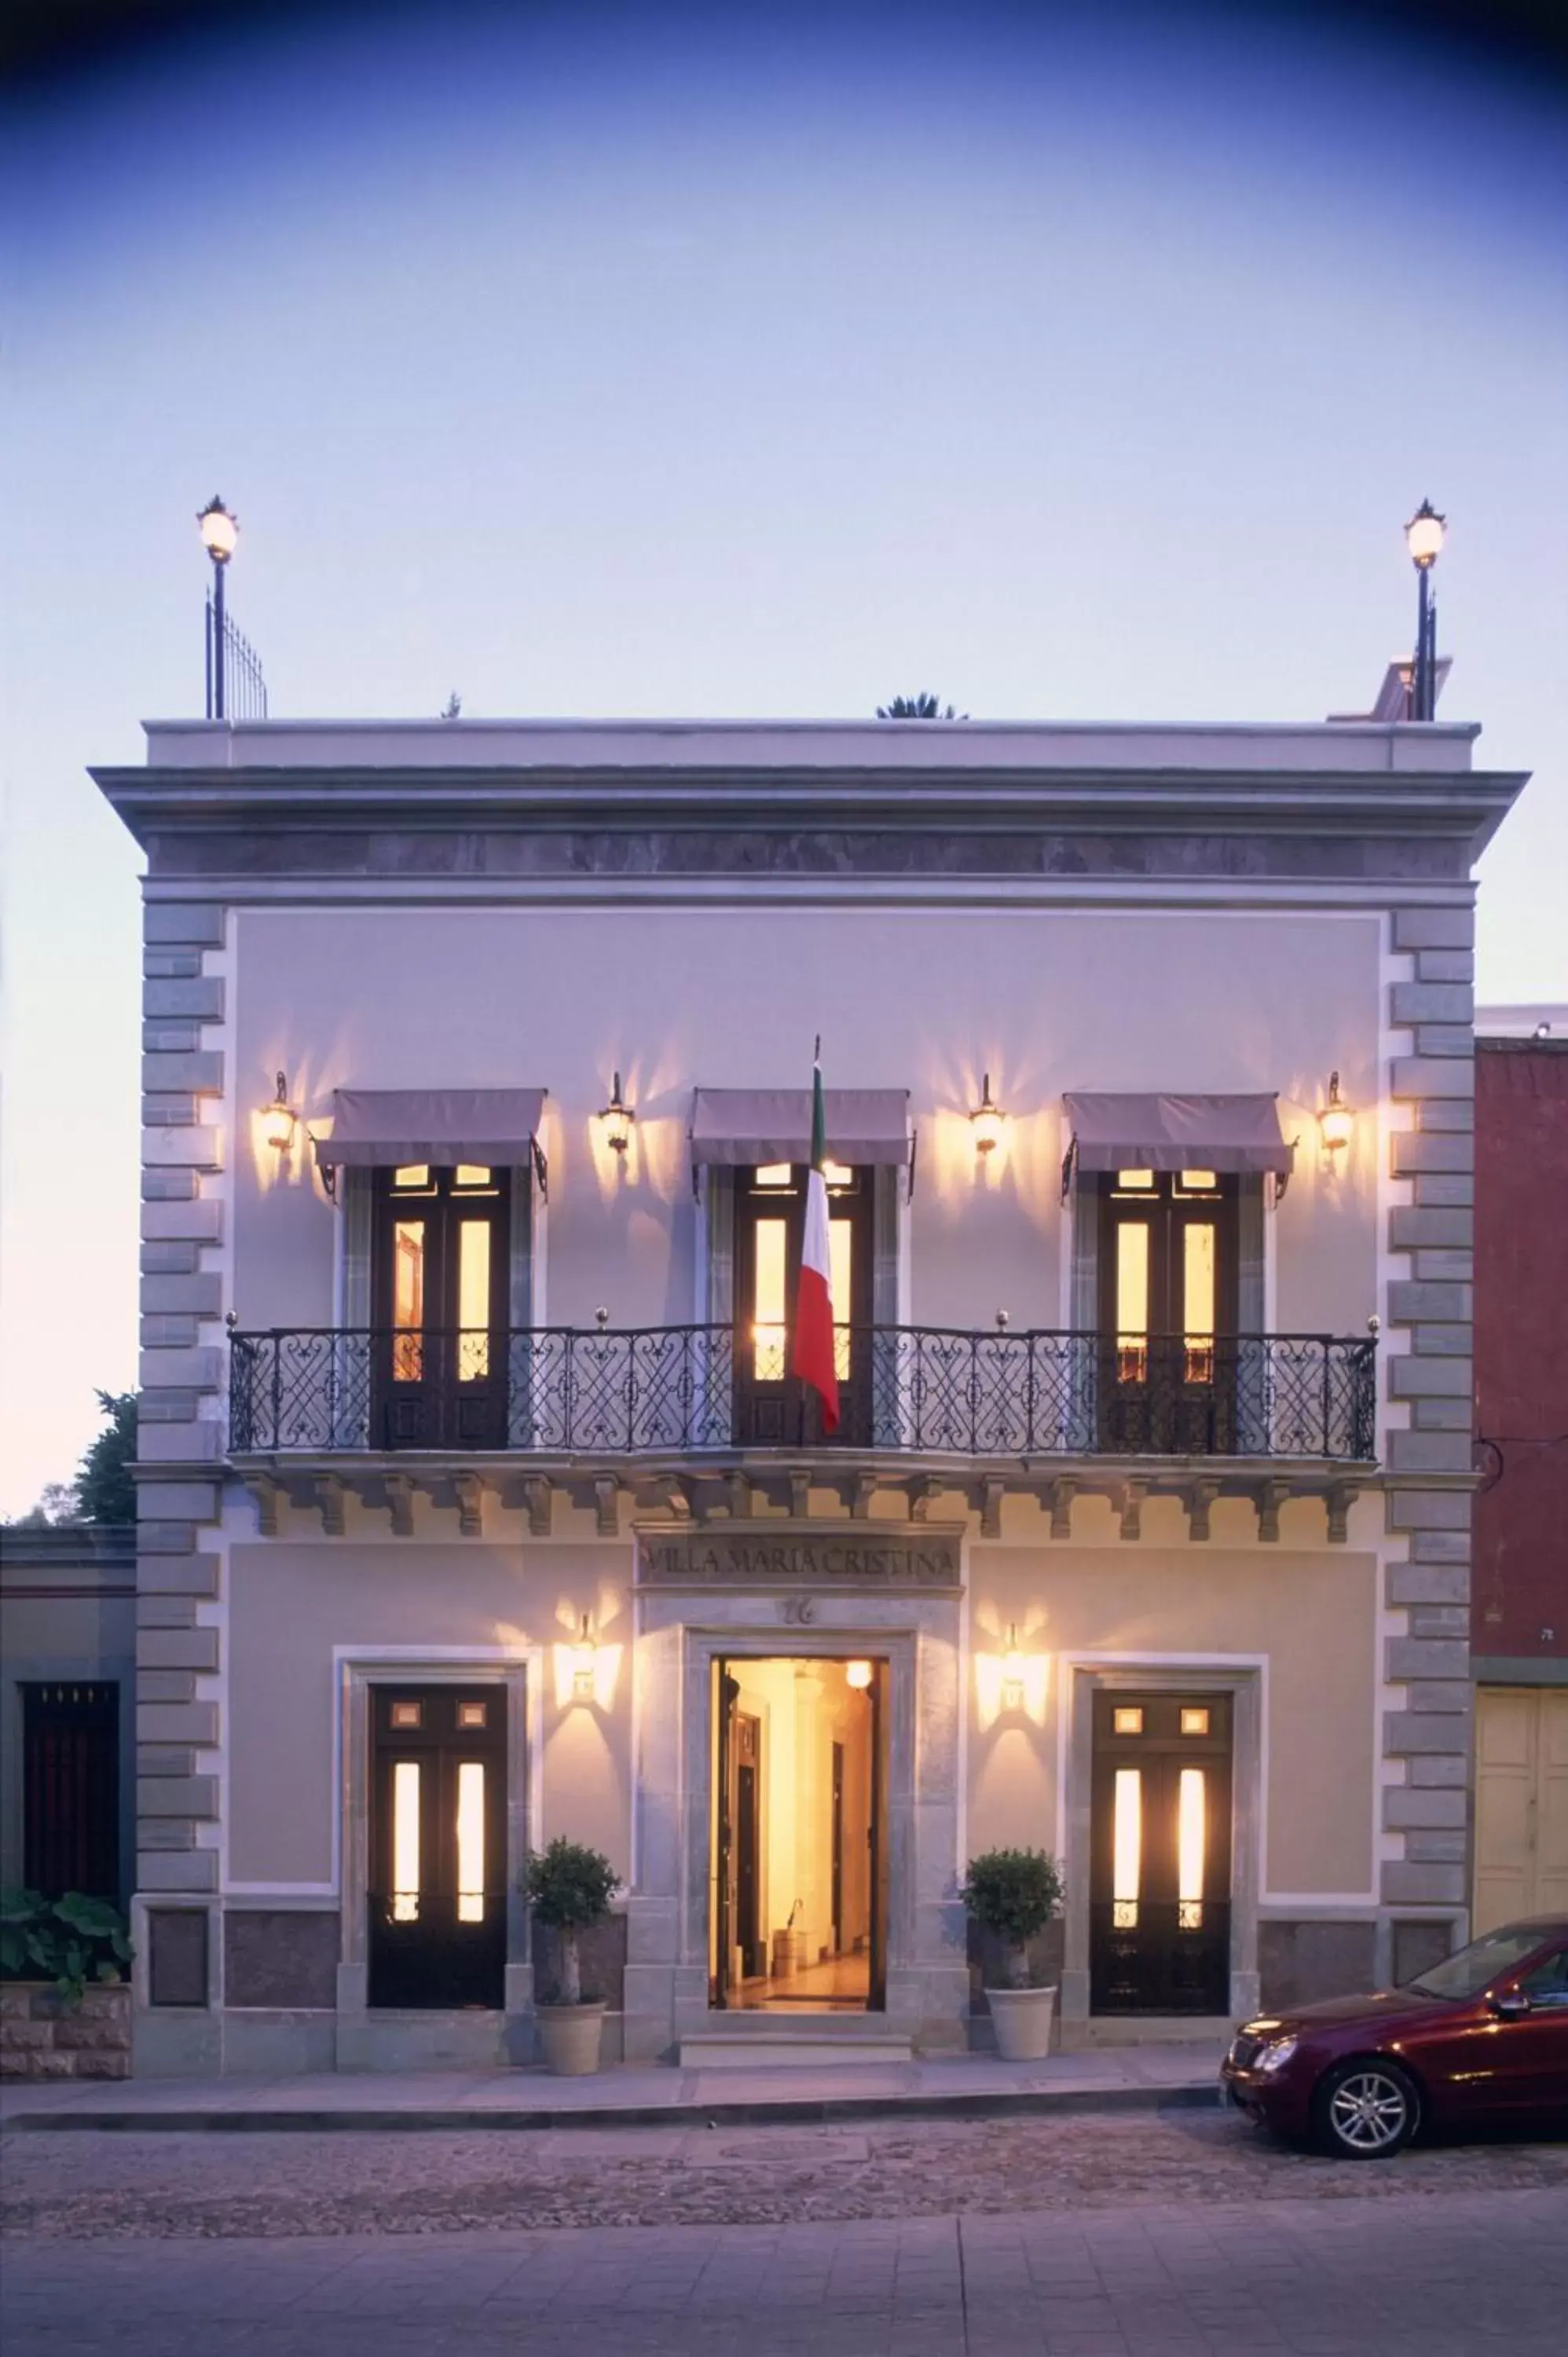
[0, 1889, 133, 2005]
[522, 1839, 619, 2006]
[959, 1848, 1064, 1989]
[875, 691, 968, 720]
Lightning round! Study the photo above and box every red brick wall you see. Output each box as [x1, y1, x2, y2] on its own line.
[1473, 1041, 1568, 1661]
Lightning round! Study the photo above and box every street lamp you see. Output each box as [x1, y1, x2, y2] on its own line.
[198, 496, 239, 717]
[1404, 499, 1446, 723]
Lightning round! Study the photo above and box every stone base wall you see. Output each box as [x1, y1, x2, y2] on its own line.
[0, 1984, 133, 2079]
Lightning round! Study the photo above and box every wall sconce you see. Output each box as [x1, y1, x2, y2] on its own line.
[1001, 1624, 1025, 1710]
[262, 1071, 297, 1155]
[844, 1659, 874, 1691]
[1318, 1072, 1354, 1163]
[570, 1614, 598, 1701]
[970, 1073, 1005, 1155]
[599, 1072, 634, 1154]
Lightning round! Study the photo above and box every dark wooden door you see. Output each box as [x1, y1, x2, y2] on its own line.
[22, 1682, 120, 1903]
[831, 1740, 846, 1953]
[1098, 1172, 1238, 1452]
[368, 1685, 507, 2009]
[732, 1164, 874, 1445]
[867, 1663, 890, 2011]
[1090, 1692, 1232, 2014]
[371, 1165, 510, 1448]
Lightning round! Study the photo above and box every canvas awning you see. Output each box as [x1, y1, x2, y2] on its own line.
[691, 1087, 913, 1171]
[1062, 1092, 1295, 1182]
[314, 1088, 548, 1193]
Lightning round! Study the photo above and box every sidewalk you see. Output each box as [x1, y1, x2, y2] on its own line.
[0, 2039, 1226, 2133]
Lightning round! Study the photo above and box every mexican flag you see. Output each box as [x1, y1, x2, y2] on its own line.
[791, 1046, 840, 1433]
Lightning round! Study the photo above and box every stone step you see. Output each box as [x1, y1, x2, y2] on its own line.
[680, 2027, 914, 2070]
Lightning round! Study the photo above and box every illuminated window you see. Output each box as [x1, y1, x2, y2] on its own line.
[456, 1761, 485, 1923]
[1116, 1223, 1149, 1383]
[830, 1215, 854, 1382]
[392, 1760, 420, 1922]
[454, 1164, 493, 1189]
[456, 1220, 491, 1378]
[456, 1700, 488, 1729]
[393, 1164, 430, 1190]
[753, 1217, 787, 1378]
[392, 1220, 426, 1380]
[822, 1160, 855, 1190]
[1116, 1169, 1155, 1190]
[1112, 1767, 1141, 1929]
[1178, 1766, 1206, 1930]
[1112, 1706, 1145, 1736]
[1183, 1223, 1216, 1384]
[1178, 1169, 1218, 1193]
[1180, 1706, 1211, 1737]
[390, 1700, 422, 1730]
[753, 1164, 793, 1190]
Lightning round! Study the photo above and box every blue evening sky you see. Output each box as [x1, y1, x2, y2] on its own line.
[2, 0, 1564, 1512]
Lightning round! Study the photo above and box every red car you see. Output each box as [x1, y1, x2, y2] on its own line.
[1222, 1915, 1568, 2157]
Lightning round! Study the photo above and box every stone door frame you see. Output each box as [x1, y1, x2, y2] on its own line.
[1058, 1654, 1264, 2031]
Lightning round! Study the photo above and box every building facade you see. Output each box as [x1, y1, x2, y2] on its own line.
[93, 716, 1525, 2074]
[1471, 1024, 1568, 1933]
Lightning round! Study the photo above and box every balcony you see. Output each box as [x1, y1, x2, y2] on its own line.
[229, 1325, 1376, 1466]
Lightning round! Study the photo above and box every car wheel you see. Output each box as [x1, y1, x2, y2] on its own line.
[1312, 2058, 1421, 2159]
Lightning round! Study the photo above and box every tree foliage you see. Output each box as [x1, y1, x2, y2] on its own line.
[522, 1838, 620, 2007]
[876, 691, 968, 720]
[75, 1391, 137, 1526]
[960, 1848, 1064, 1985]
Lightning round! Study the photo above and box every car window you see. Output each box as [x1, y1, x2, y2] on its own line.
[1517, 1948, 1568, 2010]
[1404, 1925, 1549, 2000]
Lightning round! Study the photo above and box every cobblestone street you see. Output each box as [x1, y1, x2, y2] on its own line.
[3, 2112, 1565, 2352]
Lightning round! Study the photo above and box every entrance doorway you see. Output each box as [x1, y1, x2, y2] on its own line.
[368, 1684, 507, 2009]
[1090, 1690, 1232, 2014]
[711, 1656, 888, 2011]
[1475, 1688, 1568, 1932]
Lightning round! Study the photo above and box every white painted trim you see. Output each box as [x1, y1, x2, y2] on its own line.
[167, 880, 1475, 914]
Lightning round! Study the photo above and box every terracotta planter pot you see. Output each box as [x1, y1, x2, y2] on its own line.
[533, 2000, 606, 2076]
[984, 1982, 1057, 2062]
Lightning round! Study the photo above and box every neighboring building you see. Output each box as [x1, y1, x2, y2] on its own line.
[1471, 1018, 1568, 1932]
[92, 713, 1525, 2074]
[0, 1526, 136, 1909]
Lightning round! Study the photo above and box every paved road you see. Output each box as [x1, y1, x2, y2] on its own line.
[4, 2115, 1566, 2353]
[5, 2187, 1567, 2353]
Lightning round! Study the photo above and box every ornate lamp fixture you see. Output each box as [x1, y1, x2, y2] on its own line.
[970, 1073, 1004, 1155]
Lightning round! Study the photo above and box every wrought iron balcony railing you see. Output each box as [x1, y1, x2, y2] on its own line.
[228, 1325, 1377, 1463]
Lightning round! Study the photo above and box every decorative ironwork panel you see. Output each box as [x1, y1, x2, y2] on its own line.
[229, 1326, 1376, 1463]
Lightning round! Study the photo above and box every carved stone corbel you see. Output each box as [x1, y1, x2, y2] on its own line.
[523, 1478, 554, 1538]
[725, 1473, 753, 1522]
[980, 1476, 1005, 1541]
[315, 1475, 346, 1538]
[245, 1474, 282, 1538]
[594, 1475, 621, 1538]
[1119, 1480, 1146, 1542]
[1326, 1482, 1361, 1545]
[1185, 1478, 1219, 1543]
[910, 1475, 943, 1523]
[384, 1474, 415, 1538]
[789, 1469, 811, 1520]
[656, 1472, 692, 1522]
[1257, 1478, 1289, 1544]
[850, 1472, 877, 1523]
[453, 1473, 485, 1538]
[1049, 1476, 1077, 1541]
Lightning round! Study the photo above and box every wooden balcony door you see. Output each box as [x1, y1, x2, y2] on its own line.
[732, 1164, 874, 1445]
[371, 1165, 510, 1448]
[1097, 1171, 1239, 1452]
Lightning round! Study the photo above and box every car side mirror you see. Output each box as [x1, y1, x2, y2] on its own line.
[1491, 1990, 1531, 2021]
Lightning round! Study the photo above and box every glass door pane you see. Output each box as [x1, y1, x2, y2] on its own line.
[456, 1220, 492, 1380]
[391, 1760, 420, 1922]
[1177, 1766, 1206, 1930]
[1182, 1223, 1215, 1384]
[455, 1761, 486, 1923]
[753, 1218, 788, 1380]
[1116, 1225, 1149, 1383]
[1112, 1766, 1141, 1927]
[392, 1222, 426, 1380]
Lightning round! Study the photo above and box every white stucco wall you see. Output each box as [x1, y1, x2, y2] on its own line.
[229, 904, 1381, 1340]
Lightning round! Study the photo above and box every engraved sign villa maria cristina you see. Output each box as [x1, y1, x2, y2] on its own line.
[639, 1530, 962, 1586]
[69, 708, 1523, 2073]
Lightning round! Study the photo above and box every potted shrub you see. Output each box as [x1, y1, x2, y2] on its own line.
[960, 1847, 1064, 2061]
[522, 1838, 619, 2076]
